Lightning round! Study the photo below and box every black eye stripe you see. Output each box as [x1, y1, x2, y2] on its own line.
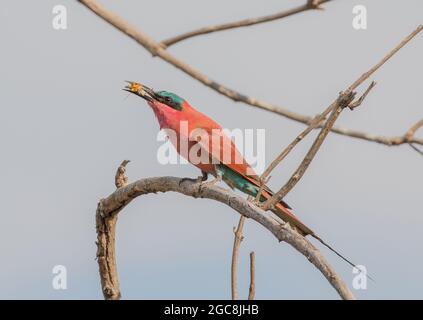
[160, 96, 172, 103]
[157, 93, 183, 111]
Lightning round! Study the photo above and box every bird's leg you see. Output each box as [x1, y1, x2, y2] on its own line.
[200, 170, 208, 182]
[179, 171, 209, 186]
[200, 165, 222, 188]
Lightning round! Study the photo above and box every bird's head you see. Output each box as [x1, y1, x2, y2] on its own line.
[124, 81, 185, 111]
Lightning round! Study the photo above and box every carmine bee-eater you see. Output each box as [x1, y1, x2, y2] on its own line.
[124, 81, 361, 270]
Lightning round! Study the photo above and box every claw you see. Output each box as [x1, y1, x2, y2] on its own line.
[200, 175, 221, 188]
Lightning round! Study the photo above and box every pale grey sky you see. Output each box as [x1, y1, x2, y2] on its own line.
[0, 0, 422, 299]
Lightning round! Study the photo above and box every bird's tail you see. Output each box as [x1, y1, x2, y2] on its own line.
[259, 189, 314, 236]
[259, 189, 371, 279]
[221, 168, 368, 277]
[311, 233, 374, 281]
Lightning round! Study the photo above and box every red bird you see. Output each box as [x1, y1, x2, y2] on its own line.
[124, 81, 361, 270]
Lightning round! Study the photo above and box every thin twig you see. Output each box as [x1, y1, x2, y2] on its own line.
[261, 104, 334, 181]
[263, 86, 373, 210]
[248, 252, 256, 300]
[161, 1, 332, 48]
[348, 81, 377, 110]
[405, 119, 423, 141]
[77, 1, 423, 147]
[97, 175, 356, 300]
[261, 25, 422, 182]
[255, 103, 335, 202]
[260, 26, 423, 208]
[406, 119, 423, 156]
[231, 216, 246, 300]
[115, 160, 130, 188]
[307, 0, 326, 8]
[348, 26, 423, 92]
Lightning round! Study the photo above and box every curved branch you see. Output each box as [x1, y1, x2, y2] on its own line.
[78, 0, 423, 147]
[96, 175, 356, 300]
[95, 160, 130, 300]
[161, 1, 331, 48]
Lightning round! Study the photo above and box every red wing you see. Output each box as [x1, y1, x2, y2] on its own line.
[190, 127, 259, 177]
[190, 126, 312, 235]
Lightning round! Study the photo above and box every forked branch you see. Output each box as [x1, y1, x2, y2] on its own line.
[161, 0, 332, 48]
[95, 160, 130, 300]
[258, 25, 423, 205]
[83, 0, 422, 301]
[78, 0, 423, 147]
[264, 86, 374, 210]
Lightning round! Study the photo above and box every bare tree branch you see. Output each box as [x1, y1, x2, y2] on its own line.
[82, 0, 422, 301]
[259, 78, 375, 186]
[95, 160, 130, 300]
[347, 27, 422, 92]
[77, 0, 423, 147]
[161, 0, 332, 48]
[406, 117, 423, 156]
[405, 119, 423, 141]
[259, 104, 334, 184]
[261, 23, 422, 183]
[263, 84, 375, 210]
[248, 252, 256, 300]
[115, 159, 130, 188]
[307, 0, 326, 8]
[348, 81, 377, 110]
[96, 173, 356, 300]
[259, 24, 423, 208]
[231, 215, 245, 300]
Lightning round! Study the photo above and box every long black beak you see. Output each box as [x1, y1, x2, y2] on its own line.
[123, 81, 156, 102]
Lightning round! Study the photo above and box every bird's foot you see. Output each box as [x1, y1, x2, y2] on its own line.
[247, 195, 261, 207]
[200, 171, 208, 182]
[179, 171, 209, 186]
[179, 177, 201, 186]
[199, 174, 222, 189]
